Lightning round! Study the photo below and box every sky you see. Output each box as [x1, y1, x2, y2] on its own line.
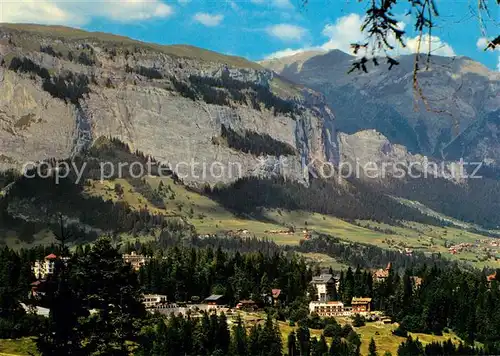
[0, 0, 498, 71]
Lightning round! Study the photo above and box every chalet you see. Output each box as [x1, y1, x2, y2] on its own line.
[236, 300, 259, 311]
[351, 297, 372, 313]
[373, 263, 391, 282]
[272, 288, 285, 302]
[487, 271, 497, 287]
[142, 294, 168, 309]
[310, 274, 336, 302]
[203, 294, 226, 306]
[123, 252, 151, 271]
[411, 276, 423, 289]
[29, 280, 45, 300]
[33, 254, 58, 279]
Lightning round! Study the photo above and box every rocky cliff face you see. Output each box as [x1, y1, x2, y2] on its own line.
[0, 24, 338, 185]
[261, 50, 500, 167]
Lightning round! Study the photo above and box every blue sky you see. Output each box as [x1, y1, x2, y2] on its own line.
[1, 0, 498, 70]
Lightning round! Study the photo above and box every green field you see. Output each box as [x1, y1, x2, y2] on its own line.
[238, 312, 465, 356]
[80, 176, 500, 268]
[0, 338, 37, 356]
[4, 173, 500, 268]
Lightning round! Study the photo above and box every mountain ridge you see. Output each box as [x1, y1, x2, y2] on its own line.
[261, 49, 500, 166]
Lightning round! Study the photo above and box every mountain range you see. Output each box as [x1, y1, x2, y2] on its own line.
[261, 50, 500, 165]
[1, 23, 500, 252]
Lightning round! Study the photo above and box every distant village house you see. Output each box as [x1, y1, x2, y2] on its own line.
[122, 251, 151, 271]
[310, 274, 336, 302]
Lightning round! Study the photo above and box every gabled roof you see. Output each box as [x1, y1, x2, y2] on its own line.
[238, 300, 257, 305]
[311, 274, 334, 284]
[352, 297, 372, 304]
[45, 253, 57, 260]
[373, 269, 389, 278]
[271, 289, 281, 298]
[204, 294, 224, 302]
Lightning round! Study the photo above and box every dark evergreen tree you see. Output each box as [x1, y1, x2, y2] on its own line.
[230, 314, 248, 356]
[287, 330, 298, 356]
[368, 338, 378, 356]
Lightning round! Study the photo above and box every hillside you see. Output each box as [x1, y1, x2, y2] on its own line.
[1, 137, 500, 269]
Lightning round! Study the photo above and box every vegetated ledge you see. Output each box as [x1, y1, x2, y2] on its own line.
[213, 124, 296, 157]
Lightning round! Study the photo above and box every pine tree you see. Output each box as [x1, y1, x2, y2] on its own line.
[72, 238, 146, 355]
[314, 334, 328, 356]
[215, 312, 230, 354]
[151, 319, 168, 356]
[36, 259, 86, 356]
[296, 324, 310, 356]
[230, 314, 248, 356]
[287, 330, 298, 356]
[248, 324, 261, 356]
[368, 337, 378, 356]
[259, 314, 283, 356]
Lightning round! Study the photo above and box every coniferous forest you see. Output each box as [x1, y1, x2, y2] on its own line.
[0, 232, 498, 355]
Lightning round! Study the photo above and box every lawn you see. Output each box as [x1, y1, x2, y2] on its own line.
[299, 252, 349, 271]
[237, 312, 465, 356]
[354, 322, 461, 355]
[0, 338, 38, 356]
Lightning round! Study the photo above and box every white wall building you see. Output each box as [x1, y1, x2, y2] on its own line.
[32, 254, 58, 279]
[309, 301, 352, 317]
[142, 294, 168, 309]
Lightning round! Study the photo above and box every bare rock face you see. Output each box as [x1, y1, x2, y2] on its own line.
[261, 49, 500, 167]
[338, 130, 466, 183]
[0, 24, 338, 185]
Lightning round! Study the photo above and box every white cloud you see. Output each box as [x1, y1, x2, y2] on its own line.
[267, 24, 307, 41]
[405, 35, 455, 57]
[263, 13, 456, 61]
[193, 13, 224, 27]
[0, 0, 174, 25]
[320, 13, 366, 53]
[477, 37, 489, 50]
[264, 47, 317, 59]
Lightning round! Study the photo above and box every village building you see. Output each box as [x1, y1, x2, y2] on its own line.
[142, 294, 168, 309]
[309, 296, 374, 317]
[487, 271, 497, 287]
[272, 288, 285, 302]
[373, 263, 391, 282]
[122, 251, 151, 271]
[411, 276, 423, 289]
[32, 254, 58, 279]
[203, 294, 227, 306]
[310, 274, 336, 302]
[236, 300, 260, 311]
[309, 301, 349, 317]
[351, 297, 372, 313]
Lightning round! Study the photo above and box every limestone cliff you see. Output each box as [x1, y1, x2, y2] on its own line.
[0, 24, 338, 185]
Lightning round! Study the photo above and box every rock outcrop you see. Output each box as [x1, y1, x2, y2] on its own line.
[261, 50, 500, 167]
[0, 24, 338, 185]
